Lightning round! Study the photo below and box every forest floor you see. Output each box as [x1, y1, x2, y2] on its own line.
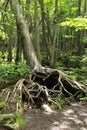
[0, 99, 87, 130]
[0, 102, 87, 130]
[0, 67, 87, 130]
[23, 101, 87, 130]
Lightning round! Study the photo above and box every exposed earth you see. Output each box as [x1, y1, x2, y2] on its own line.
[24, 102, 87, 130]
[0, 102, 87, 130]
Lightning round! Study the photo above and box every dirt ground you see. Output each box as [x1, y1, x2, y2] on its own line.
[0, 102, 87, 130]
[24, 102, 87, 130]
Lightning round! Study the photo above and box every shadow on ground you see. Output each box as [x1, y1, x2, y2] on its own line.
[24, 102, 87, 130]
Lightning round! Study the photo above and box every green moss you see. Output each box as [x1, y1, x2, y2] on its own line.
[15, 112, 26, 128]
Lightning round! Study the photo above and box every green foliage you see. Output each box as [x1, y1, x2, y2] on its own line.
[80, 49, 87, 67]
[56, 54, 81, 68]
[0, 62, 30, 84]
[50, 96, 70, 110]
[15, 112, 26, 128]
[81, 37, 87, 44]
[0, 102, 5, 112]
[55, 53, 87, 82]
[85, 48, 87, 55]
[0, 112, 26, 129]
[64, 68, 85, 80]
[55, 61, 64, 69]
[80, 94, 87, 101]
[63, 35, 74, 39]
[69, 55, 81, 68]
[0, 30, 8, 40]
[81, 56, 87, 66]
[61, 16, 87, 31]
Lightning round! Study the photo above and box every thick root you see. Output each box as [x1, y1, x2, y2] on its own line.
[0, 68, 87, 111]
[0, 68, 87, 129]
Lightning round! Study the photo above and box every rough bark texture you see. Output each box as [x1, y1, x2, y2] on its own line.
[9, 0, 42, 70]
[34, 0, 41, 62]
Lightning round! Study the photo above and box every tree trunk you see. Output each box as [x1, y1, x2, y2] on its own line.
[7, 34, 12, 62]
[39, 0, 50, 64]
[33, 0, 41, 62]
[84, 0, 87, 14]
[50, 0, 58, 67]
[76, 0, 82, 56]
[9, 0, 42, 70]
[26, 0, 33, 33]
[15, 20, 23, 62]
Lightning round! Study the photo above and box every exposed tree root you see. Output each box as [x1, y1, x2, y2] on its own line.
[1, 67, 87, 111]
[0, 68, 87, 129]
[0, 113, 16, 130]
[33, 68, 87, 95]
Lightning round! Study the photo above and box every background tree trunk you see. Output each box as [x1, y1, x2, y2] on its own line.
[50, 0, 58, 67]
[33, 0, 41, 62]
[26, 0, 33, 33]
[7, 33, 12, 62]
[15, 21, 23, 62]
[76, 0, 82, 55]
[39, 0, 50, 64]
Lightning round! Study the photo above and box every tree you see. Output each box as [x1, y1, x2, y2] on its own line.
[9, 0, 42, 70]
[50, 0, 58, 67]
[15, 20, 23, 62]
[39, 0, 50, 64]
[0, 0, 87, 129]
[76, 0, 82, 55]
[9, 0, 87, 102]
[33, 0, 41, 62]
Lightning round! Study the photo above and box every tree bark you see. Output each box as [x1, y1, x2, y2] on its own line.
[76, 0, 82, 55]
[39, 0, 50, 63]
[7, 34, 12, 62]
[9, 0, 42, 70]
[50, 0, 58, 67]
[34, 0, 41, 62]
[15, 20, 23, 62]
[26, 0, 33, 33]
[84, 0, 87, 14]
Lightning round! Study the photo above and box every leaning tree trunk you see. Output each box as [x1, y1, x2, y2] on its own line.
[9, 0, 42, 70]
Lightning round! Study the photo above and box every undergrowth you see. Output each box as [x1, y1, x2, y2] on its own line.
[0, 62, 30, 85]
[50, 96, 71, 110]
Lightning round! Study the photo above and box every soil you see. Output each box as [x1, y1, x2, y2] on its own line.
[24, 102, 87, 130]
[0, 102, 87, 130]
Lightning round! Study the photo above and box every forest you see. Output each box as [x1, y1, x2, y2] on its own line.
[0, 0, 87, 130]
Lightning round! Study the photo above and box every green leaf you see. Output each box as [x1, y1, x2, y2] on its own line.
[60, 21, 70, 26]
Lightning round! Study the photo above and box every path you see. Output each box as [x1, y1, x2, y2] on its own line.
[24, 102, 87, 130]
